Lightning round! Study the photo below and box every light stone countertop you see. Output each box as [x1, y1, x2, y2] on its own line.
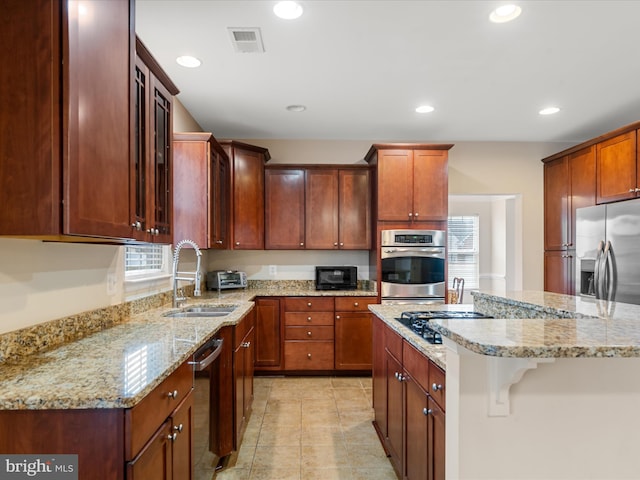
[428, 290, 640, 358]
[0, 286, 376, 411]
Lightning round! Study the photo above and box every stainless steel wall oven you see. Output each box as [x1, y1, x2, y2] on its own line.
[380, 229, 446, 304]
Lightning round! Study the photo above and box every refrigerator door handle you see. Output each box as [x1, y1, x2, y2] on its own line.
[594, 240, 605, 299]
[604, 241, 616, 302]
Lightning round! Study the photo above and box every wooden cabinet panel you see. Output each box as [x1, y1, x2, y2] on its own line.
[284, 297, 335, 311]
[385, 349, 403, 475]
[171, 393, 194, 480]
[305, 169, 339, 249]
[335, 296, 376, 311]
[429, 362, 446, 411]
[255, 298, 282, 368]
[376, 150, 414, 222]
[0, 0, 133, 240]
[544, 157, 570, 251]
[172, 132, 229, 248]
[285, 326, 334, 340]
[234, 310, 255, 447]
[265, 169, 305, 249]
[544, 250, 575, 295]
[126, 420, 172, 480]
[284, 341, 334, 370]
[222, 141, 270, 249]
[430, 397, 446, 480]
[209, 326, 234, 458]
[597, 131, 638, 203]
[413, 150, 448, 221]
[405, 375, 429, 480]
[372, 316, 387, 437]
[334, 312, 372, 370]
[339, 169, 372, 249]
[284, 312, 335, 326]
[403, 341, 429, 392]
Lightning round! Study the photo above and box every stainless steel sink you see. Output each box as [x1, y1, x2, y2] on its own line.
[163, 305, 237, 318]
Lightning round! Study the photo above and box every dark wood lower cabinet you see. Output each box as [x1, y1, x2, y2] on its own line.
[254, 297, 282, 369]
[372, 316, 446, 480]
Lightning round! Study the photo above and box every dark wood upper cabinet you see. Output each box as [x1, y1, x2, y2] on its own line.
[131, 38, 179, 244]
[221, 141, 270, 250]
[596, 130, 638, 204]
[338, 169, 372, 249]
[265, 169, 306, 249]
[0, 0, 134, 240]
[365, 144, 453, 225]
[305, 169, 339, 249]
[173, 132, 229, 248]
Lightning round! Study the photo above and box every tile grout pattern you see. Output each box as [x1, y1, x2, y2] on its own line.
[197, 376, 397, 480]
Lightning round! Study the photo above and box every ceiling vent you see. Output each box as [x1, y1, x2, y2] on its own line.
[228, 27, 265, 53]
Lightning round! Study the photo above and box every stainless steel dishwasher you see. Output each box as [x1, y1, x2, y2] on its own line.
[191, 336, 224, 477]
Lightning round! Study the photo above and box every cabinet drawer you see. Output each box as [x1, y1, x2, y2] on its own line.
[384, 323, 403, 361]
[285, 311, 334, 326]
[429, 361, 446, 410]
[125, 360, 194, 460]
[285, 326, 334, 340]
[284, 297, 334, 311]
[234, 309, 255, 348]
[335, 296, 376, 312]
[284, 341, 334, 370]
[402, 341, 429, 392]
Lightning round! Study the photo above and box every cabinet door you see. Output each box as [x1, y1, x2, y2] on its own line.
[126, 420, 172, 480]
[377, 150, 414, 222]
[339, 169, 371, 249]
[597, 131, 637, 203]
[412, 150, 448, 221]
[429, 397, 446, 480]
[233, 148, 265, 249]
[372, 317, 387, 437]
[64, 0, 132, 238]
[405, 375, 429, 480]
[305, 169, 339, 249]
[334, 312, 372, 370]
[265, 169, 305, 249]
[234, 326, 255, 447]
[568, 146, 596, 249]
[255, 298, 282, 369]
[386, 351, 403, 475]
[544, 157, 570, 250]
[171, 392, 194, 480]
[172, 137, 210, 247]
[544, 250, 575, 295]
[211, 150, 230, 248]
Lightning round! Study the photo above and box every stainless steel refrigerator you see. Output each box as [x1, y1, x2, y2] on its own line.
[575, 197, 640, 305]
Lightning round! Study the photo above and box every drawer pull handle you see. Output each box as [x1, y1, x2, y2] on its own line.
[307, 353, 312, 359]
[167, 433, 178, 441]
[423, 408, 432, 416]
[432, 383, 443, 392]
[167, 390, 179, 399]
[307, 331, 312, 336]
[174, 424, 183, 433]
[242, 341, 251, 348]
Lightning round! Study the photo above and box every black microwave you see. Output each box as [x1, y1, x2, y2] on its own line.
[315, 266, 357, 290]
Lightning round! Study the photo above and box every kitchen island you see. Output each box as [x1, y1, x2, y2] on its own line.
[375, 291, 640, 480]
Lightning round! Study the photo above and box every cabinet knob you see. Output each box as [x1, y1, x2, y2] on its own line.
[354, 302, 359, 307]
[216, 240, 223, 244]
[636, 187, 640, 193]
[340, 242, 344, 246]
[167, 390, 179, 399]
[131, 221, 141, 230]
[432, 383, 443, 392]
[307, 353, 312, 359]
[307, 316, 312, 321]
[408, 213, 413, 218]
[334, 242, 338, 246]
[174, 423, 183, 433]
[167, 433, 178, 441]
[336, 315, 341, 319]
[414, 213, 419, 218]
[630, 188, 636, 193]
[423, 408, 433, 416]
[300, 242, 304, 246]
[242, 341, 251, 348]
[235, 242, 240, 246]
[307, 331, 312, 336]
[307, 302, 312, 307]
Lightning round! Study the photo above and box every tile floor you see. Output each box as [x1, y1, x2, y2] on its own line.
[194, 375, 398, 480]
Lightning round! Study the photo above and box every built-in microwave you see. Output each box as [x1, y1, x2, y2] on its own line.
[315, 266, 357, 290]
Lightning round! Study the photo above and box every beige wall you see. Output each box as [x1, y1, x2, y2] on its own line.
[174, 97, 203, 132]
[0, 136, 571, 334]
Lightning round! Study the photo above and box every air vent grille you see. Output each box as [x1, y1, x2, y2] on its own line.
[228, 27, 265, 53]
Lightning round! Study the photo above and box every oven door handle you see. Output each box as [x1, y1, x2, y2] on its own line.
[382, 247, 445, 255]
[189, 338, 224, 371]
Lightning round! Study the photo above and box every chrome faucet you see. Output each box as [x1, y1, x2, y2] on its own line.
[172, 239, 202, 308]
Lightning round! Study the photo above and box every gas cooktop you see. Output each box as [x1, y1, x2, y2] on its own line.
[395, 310, 492, 344]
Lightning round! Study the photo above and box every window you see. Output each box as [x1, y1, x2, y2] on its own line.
[448, 215, 479, 290]
[124, 244, 171, 279]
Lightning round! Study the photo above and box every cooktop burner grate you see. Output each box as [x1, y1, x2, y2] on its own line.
[395, 310, 492, 344]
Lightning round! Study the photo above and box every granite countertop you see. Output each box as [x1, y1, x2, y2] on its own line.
[428, 290, 640, 359]
[368, 304, 479, 371]
[0, 286, 375, 411]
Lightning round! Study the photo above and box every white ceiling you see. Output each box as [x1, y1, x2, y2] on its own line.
[136, 0, 640, 144]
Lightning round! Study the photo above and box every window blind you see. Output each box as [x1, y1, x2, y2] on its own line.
[448, 215, 479, 290]
[125, 244, 165, 275]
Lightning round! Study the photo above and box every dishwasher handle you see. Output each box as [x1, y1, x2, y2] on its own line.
[189, 338, 224, 371]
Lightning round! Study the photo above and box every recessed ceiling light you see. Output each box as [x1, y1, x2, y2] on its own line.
[286, 104, 306, 112]
[415, 105, 435, 114]
[539, 106, 560, 115]
[489, 4, 522, 23]
[274, 1, 303, 20]
[176, 55, 201, 68]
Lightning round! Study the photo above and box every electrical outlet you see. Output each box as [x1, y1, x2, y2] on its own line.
[268, 265, 277, 276]
[107, 273, 117, 296]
